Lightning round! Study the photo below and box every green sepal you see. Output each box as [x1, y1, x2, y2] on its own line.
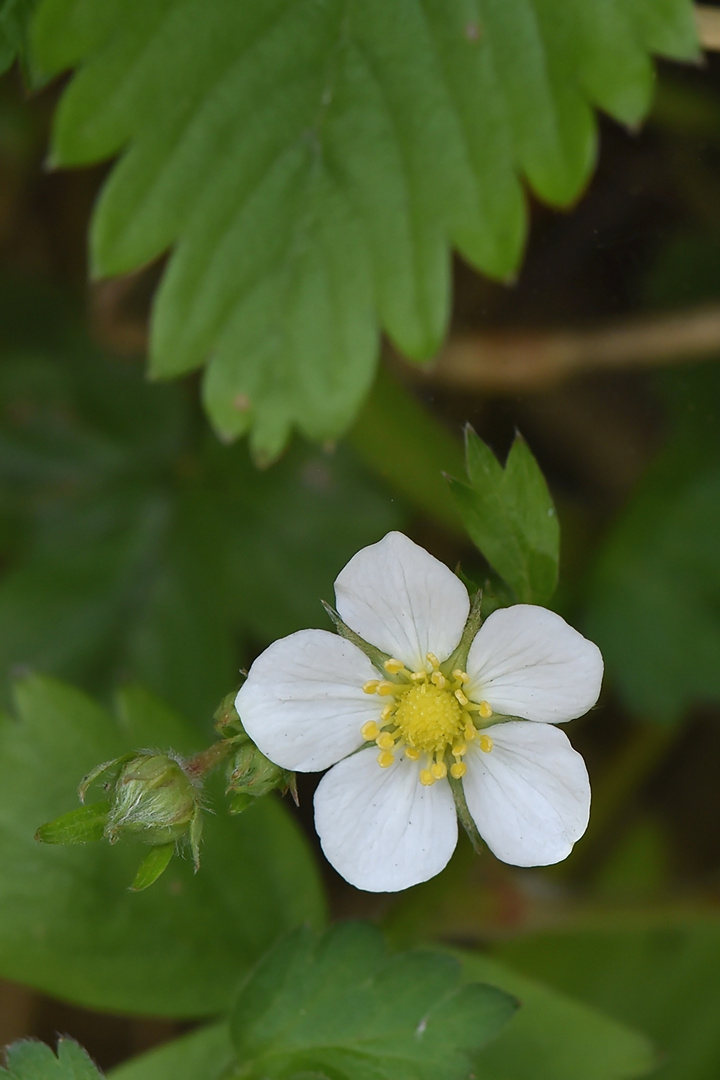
[443, 589, 483, 674]
[78, 754, 132, 802]
[35, 801, 111, 845]
[130, 843, 175, 892]
[228, 793, 254, 815]
[321, 600, 390, 671]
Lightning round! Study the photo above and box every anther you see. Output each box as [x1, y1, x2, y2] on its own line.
[362, 680, 379, 694]
[454, 688, 469, 706]
[384, 658, 405, 674]
[377, 681, 397, 696]
[431, 761, 447, 779]
[451, 742, 467, 757]
[361, 721, 380, 741]
[450, 762, 467, 779]
[380, 703, 395, 721]
[452, 669, 469, 683]
[479, 734, 494, 753]
[479, 700, 493, 719]
[376, 732, 395, 751]
[377, 750, 395, 768]
[410, 670, 426, 682]
[430, 671, 446, 688]
[419, 769, 435, 786]
[404, 747, 420, 761]
[426, 652, 440, 669]
[464, 722, 477, 741]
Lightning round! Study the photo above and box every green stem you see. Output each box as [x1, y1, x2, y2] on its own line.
[449, 775, 484, 855]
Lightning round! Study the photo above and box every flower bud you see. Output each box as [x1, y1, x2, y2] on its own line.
[105, 752, 201, 852]
[226, 742, 295, 809]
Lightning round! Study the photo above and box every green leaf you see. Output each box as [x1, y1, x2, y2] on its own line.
[0, 1039, 102, 1080]
[0, 674, 325, 1017]
[109, 1025, 232, 1080]
[584, 367, 720, 724]
[129, 842, 175, 891]
[35, 801, 110, 844]
[455, 951, 656, 1080]
[0, 0, 39, 74]
[230, 923, 516, 1080]
[0, 301, 403, 721]
[30, 0, 698, 458]
[447, 428, 559, 603]
[493, 911, 720, 1080]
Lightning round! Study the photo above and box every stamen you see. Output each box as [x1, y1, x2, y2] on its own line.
[454, 688, 469, 706]
[450, 761, 467, 779]
[452, 669, 469, 683]
[479, 734, 494, 753]
[380, 703, 395, 721]
[410, 670, 426, 682]
[384, 658, 405, 674]
[361, 721, 380, 741]
[377, 750, 395, 768]
[376, 732, 395, 750]
[377, 681, 397, 696]
[426, 652, 440, 669]
[362, 680, 379, 694]
[430, 671, 446, 689]
[465, 722, 477, 741]
[431, 760, 447, 779]
[404, 747, 420, 760]
[479, 700, 493, 719]
[451, 742, 467, 757]
[419, 769, 435, 786]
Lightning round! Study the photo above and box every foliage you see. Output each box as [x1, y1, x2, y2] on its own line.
[494, 911, 720, 1080]
[0, 1039, 102, 1080]
[0, 675, 325, 1016]
[0, 294, 402, 721]
[586, 367, 720, 723]
[28, 0, 698, 459]
[447, 428, 559, 603]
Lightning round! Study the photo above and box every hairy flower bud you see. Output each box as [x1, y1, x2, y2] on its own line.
[226, 742, 296, 812]
[104, 752, 200, 847]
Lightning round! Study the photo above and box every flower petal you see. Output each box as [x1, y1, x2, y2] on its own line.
[236, 629, 382, 772]
[462, 721, 590, 866]
[334, 532, 470, 671]
[465, 605, 603, 723]
[313, 749, 458, 892]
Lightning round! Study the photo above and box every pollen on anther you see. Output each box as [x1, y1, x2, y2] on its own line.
[454, 688, 469, 706]
[380, 703, 395, 721]
[376, 732, 395, 750]
[426, 652, 440, 669]
[384, 658, 404, 674]
[479, 700, 493, 718]
[452, 669, 469, 683]
[377, 681, 397, 696]
[479, 734, 494, 753]
[361, 721, 380, 741]
[419, 769, 435, 786]
[430, 671, 446, 688]
[465, 722, 477, 741]
[450, 761, 467, 779]
[405, 747, 420, 761]
[377, 750, 395, 768]
[362, 680, 379, 694]
[452, 742, 467, 757]
[431, 761, 447, 779]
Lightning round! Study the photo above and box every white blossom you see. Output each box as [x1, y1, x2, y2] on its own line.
[236, 532, 603, 892]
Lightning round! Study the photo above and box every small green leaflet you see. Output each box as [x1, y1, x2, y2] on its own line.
[0, 0, 38, 73]
[230, 923, 516, 1080]
[30, 0, 698, 459]
[1, 1039, 102, 1080]
[447, 427, 559, 604]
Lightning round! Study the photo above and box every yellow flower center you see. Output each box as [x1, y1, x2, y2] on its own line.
[360, 653, 495, 786]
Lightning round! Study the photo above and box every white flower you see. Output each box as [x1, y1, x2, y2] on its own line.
[236, 532, 603, 893]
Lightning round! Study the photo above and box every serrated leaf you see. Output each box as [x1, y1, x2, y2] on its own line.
[30, 0, 698, 458]
[230, 923, 516, 1080]
[1, 1039, 102, 1080]
[447, 428, 559, 603]
[0, 674, 325, 1017]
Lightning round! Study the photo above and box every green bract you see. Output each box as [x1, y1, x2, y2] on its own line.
[30, 0, 697, 460]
